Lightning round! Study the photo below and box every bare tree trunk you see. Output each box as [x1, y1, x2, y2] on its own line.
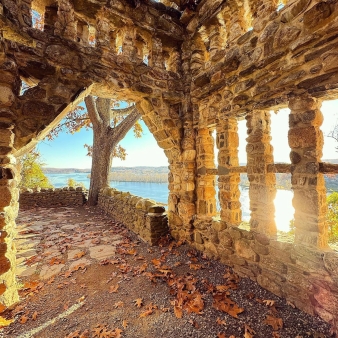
[87, 126, 113, 205]
[85, 96, 141, 206]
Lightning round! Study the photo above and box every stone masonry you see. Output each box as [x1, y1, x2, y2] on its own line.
[19, 187, 87, 209]
[98, 188, 168, 245]
[1, 0, 338, 332]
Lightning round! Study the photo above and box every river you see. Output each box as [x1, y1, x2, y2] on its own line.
[46, 173, 294, 232]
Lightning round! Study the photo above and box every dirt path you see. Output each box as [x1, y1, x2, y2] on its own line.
[0, 206, 333, 338]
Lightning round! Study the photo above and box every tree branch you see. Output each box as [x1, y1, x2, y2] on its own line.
[85, 95, 102, 125]
[109, 107, 141, 145]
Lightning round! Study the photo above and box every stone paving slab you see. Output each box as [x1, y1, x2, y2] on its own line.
[14, 206, 123, 282]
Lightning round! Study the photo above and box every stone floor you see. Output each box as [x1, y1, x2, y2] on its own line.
[15, 206, 123, 281]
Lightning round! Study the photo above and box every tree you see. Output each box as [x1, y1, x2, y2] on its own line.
[48, 97, 142, 205]
[19, 149, 53, 189]
[85, 97, 141, 205]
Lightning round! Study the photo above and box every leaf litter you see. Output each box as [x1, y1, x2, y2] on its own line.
[1, 206, 333, 338]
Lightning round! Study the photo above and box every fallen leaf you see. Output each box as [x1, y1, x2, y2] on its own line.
[114, 328, 123, 338]
[134, 298, 143, 308]
[174, 306, 183, 318]
[151, 259, 161, 267]
[244, 324, 256, 338]
[32, 311, 38, 320]
[189, 264, 202, 270]
[65, 330, 80, 338]
[73, 251, 85, 259]
[79, 330, 89, 338]
[113, 301, 124, 308]
[217, 333, 226, 338]
[216, 317, 226, 326]
[20, 314, 29, 324]
[272, 332, 281, 338]
[140, 309, 153, 318]
[265, 315, 283, 330]
[109, 284, 119, 293]
[122, 320, 128, 329]
[0, 316, 14, 328]
[263, 299, 275, 307]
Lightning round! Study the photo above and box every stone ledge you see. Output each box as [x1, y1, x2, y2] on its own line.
[98, 188, 168, 246]
[19, 188, 88, 209]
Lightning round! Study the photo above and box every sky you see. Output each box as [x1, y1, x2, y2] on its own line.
[37, 99, 338, 168]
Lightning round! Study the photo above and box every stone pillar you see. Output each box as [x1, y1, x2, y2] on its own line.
[150, 36, 164, 69]
[167, 121, 196, 241]
[246, 111, 276, 237]
[96, 17, 111, 48]
[217, 118, 241, 225]
[288, 94, 328, 248]
[196, 127, 216, 218]
[55, 0, 77, 40]
[122, 28, 137, 61]
[0, 41, 20, 306]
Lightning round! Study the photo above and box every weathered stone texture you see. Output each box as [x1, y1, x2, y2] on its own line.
[19, 187, 87, 209]
[1, 0, 338, 332]
[98, 188, 168, 246]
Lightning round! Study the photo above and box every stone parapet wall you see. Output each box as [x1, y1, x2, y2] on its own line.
[19, 188, 88, 209]
[98, 188, 168, 245]
[189, 218, 338, 331]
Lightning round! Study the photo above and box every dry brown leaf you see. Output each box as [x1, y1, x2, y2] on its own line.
[113, 301, 124, 308]
[244, 324, 256, 338]
[79, 330, 89, 338]
[263, 299, 275, 307]
[216, 317, 226, 326]
[217, 333, 226, 338]
[174, 306, 183, 318]
[213, 293, 244, 318]
[139, 309, 153, 318]
[114, 328, 123, 338]
[122, 320, 128, 329]
[109, 284, 119, 293]
[32, 311, 38, 321]
[151, 258, 161, 267]
[272, 332, 281, 338]
[216, 285, 230, 292]
[73, 251, 85, 259]
[20, 314, 29, 324]
[65, 330, 80, 338]
[265, 315, 283, 330]
[189, 264, 202, 270]
[134, 298, 143, 308]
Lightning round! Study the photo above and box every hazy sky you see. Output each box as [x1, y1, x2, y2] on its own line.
[37, 99, 338, 168]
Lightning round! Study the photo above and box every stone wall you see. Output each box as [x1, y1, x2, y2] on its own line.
[98, 188, 168, 245]
[19, 187, 87, 209]
[190, 218, 338, 331]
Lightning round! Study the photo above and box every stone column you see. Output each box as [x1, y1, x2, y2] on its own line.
[196, 127, 217, 218]
[288, 94, 328, 248]
[122, 28, 137, 61]
[55, 0, 77, 40]
[0, 42, 20, 306]
[150, 36, 164, 69]
[246, 111, 276, 237]
[217, 118, 241, 225]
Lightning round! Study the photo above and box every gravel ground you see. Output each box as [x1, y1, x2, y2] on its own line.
[0, 206, 334, 338]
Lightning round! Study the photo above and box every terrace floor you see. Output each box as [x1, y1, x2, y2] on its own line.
[0, 206, 333, 337]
